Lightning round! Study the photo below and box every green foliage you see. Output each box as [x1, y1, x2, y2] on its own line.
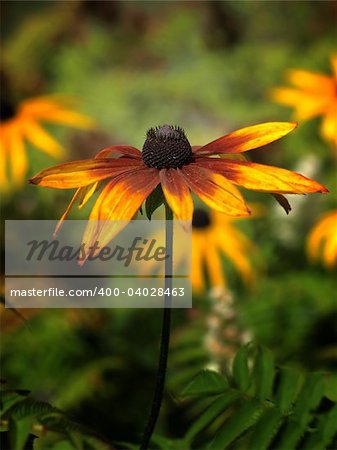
[0, 388, 111, 450]
[177, 345, 337, 450]
[145, 184, 165, 220]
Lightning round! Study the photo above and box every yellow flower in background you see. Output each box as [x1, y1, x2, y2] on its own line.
[307, 210, 337, 268]
[191, 208, 259, 293]
[0, 95, 95, 191]
[271, 55, 337, 148]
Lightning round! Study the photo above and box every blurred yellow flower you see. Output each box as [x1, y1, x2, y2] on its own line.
[271, 55, 337, 148]
[190, 208, 259, 293]
[307, 210, 337, 268]
[0, 95, 95, 192]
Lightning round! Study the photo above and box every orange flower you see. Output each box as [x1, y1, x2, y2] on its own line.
[271, 55, 337, 148]
[191, 208, 259, 293]
[0, 95, 95, 191]
[29, 122, 327, 257]
[307, 210, 337, 268]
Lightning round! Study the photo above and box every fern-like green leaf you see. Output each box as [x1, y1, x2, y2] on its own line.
[253, 346, 274, 400]
[274, 367, 303, 414]
[232, 345, 250, 392]
[185, 391, 240, 441]
[247, 408, 282, 450]
[209, 399, 263, 449]
[182, 370, 228, 398]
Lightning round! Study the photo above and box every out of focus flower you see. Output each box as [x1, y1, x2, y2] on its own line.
[271, 55, 337, 148]
[307, 210, 337, 268]
[191, 208, 259, 293]
[0, 95, 94, 191]
[30, 122, 327, 259]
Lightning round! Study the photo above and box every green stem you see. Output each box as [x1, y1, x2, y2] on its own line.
[140, 203, 173, 450]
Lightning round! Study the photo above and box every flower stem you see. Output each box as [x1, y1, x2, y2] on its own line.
[140, 203, 173, 450]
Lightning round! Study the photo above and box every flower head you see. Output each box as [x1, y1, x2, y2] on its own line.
[271, 55, 337, 148]
[29, 122, 328, 258]
[191, 208, 258, 293]
[0, 93, 95, 191]
[307, 210, 337, 268]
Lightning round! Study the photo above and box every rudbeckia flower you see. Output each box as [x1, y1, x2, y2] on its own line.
[29, 122, 327, 256]
[0, 94, 94, 191]
[271, 55, 337, 148]
[307, 210, 337, 268]
[191, 208, 258, 293]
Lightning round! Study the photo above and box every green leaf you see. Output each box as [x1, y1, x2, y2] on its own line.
[324, 374, 337, 401]
[232, 345, 250, 391]
[303, 403, 337, 450]
[182, 370, 229, 398]
[0, 391, 30, 417]
[293, 372, 324, 425]
[3, 398, 59, 421]
[8, 417, 33, 450]
[253, 346, 274, 400]
[278, 372, 325, 449]
[51, 442, 76, 450]
[151, 434, 191, 450]
[185, 391, 240, 440]
[145, 184, 165, 220]
[209, 399, 264, 449]
[247, 408, 283, 450]
[274, 367, 303, 413]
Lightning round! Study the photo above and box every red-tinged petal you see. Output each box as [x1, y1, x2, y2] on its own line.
[180, 163, 250, 217]
[81, 168, 160, 259]
[78, 182, 99, 208]
[95, 145, 142, 159]
[29, 158, 143, 188]
[196, 158, 328, 194]
[194, 122, 297, 155]
[159, 169, 193, 221]
[53, 188, 83, 237]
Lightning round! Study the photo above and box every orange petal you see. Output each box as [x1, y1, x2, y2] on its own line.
[29, 158, 143, 189]
[180, 163, 250, 216]
[95, 145, 142, 159]
[320, 105, 337, 145]
[203, 235, 225, 288]
[194, 158, 328, 194]
[23, 119, 66, 158]
[307, 211, 337, 263]
[159, 168, 193, 221]
[81, 167, 160, 258]
[78, 182, 99, 208]
[9, 127, 27, 186]
[191, 232, 206, 293]
[53, 188, 83, 237]
[271, 88, 330, 119]
[0, 128, 9, 192]
[195, 122, 297, 155]
[35, 108, 95, 129]
[331, 54, 337, 80]
[286, 69, 335, 95]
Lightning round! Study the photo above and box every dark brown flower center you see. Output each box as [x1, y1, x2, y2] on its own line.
[192, 209, 212, 229]
[142, 124, 193, 169]
[0, 98, 16, 122]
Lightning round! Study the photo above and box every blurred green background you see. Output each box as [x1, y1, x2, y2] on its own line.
[1, 1, 337, 448]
